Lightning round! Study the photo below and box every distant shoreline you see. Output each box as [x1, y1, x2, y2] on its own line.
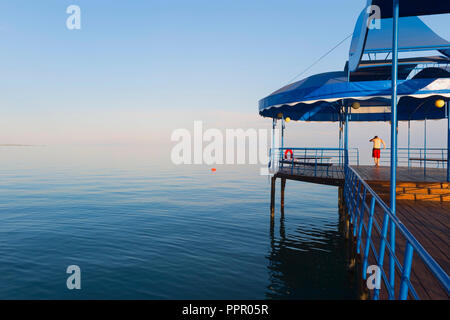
[0, 144, 40, 147]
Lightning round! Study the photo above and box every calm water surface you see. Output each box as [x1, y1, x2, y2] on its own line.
[0, 146, 357, 299]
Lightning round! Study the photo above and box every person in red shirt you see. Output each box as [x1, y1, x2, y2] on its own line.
[370, 136, 386, 167]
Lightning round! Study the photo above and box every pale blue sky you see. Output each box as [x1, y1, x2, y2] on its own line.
[0, 1, 448, 151]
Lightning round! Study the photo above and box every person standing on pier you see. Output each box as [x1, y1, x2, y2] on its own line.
[370, 136, 386, 167]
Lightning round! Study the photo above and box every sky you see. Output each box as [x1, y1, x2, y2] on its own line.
[0, 1, 449, 160]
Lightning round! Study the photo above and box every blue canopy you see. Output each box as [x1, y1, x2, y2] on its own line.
[258, 71, 450, 122]
[368, 0, 450, 18]
[349, 13, 450, 72]
[259, 2, 450, 122]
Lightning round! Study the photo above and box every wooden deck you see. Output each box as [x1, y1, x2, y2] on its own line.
[353, 165, 448, 184]
[396, 201, 449, 299]
[273, 165, 449, 299]
[276, 165, 448, 186]
[275, 165, 345, 187]
[355, 167, 449, 299]
[357, 197, 449, 300]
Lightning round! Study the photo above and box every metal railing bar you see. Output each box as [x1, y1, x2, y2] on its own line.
[372, 218, 382, 234]
[356, 188, 367, 253]
[273, 148, 450, 299]
[407, 278, 420, 300]
[345, 166, 450, 297]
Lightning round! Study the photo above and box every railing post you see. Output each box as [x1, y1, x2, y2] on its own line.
[278, 149, 282, 171]
[399, 243, 414, 300]
[291, 156, 294, 174]
[374, 212, 390, 300]
[280, 148, 283, 169]
[419, 149, 422, 168]
[353, 183, 363, 237]
[362, 197, 376, 280]
[348, 176, 355, 219]
[389, 0, 400, 299]
[343, 168, 347, 201]
[339, 121, 343, 166]
[344, 104, 349, 166]
[347, 165, 450, 300]
[356, 188, 367, 253]
[345, 171, 351, 208]
[268, 148, 272, 170]
[442, 149, 445, 169]
[447, 101, 450, 182]
[424, 118, 427, 176]
[314, 153, 318, 176]
[271, 119, 276, 169]
[351, 175, 357, 211]
[351, 180, 360, 224]
[408, 120, 411, 168]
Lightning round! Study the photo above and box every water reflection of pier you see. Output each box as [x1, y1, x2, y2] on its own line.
[266, 186, 358, 299]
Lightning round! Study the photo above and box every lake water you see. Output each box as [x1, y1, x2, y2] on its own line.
[0, 146, 358, 299]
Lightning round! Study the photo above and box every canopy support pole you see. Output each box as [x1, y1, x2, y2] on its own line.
[408, 120, 411, 168]
[344, 104, 349, 166]
[424, 118, 427, 176]
[389, 0, 400, 300]
[339, 119, 343, 165]
[272, 118, 276, 170]
[281, 118, 285, 151]
[447, 102, 449, 182]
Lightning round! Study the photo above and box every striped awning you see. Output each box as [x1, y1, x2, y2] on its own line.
[258, 71, 450, 122]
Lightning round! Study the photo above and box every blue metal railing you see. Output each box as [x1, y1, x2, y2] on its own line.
[381, 148, 447, 169]
[344, 165, 450, 299]
[269, 147, 359, 175]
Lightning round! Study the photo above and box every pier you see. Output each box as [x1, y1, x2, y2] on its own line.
[258, 0, 450, 299]
[276, 164, 449, 198]
[270, 162, 449, 299]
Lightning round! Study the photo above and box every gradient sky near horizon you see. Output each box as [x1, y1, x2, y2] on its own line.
[0, 1, 449, 154]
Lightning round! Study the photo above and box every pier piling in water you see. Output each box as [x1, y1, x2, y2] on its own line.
[280, 178, 286, 215]
[270, 177, 276, 217]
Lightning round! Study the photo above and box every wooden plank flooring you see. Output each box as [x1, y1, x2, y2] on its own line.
[276, 164, 449, 299]
[275, 165, 345, 187]
[357, 196, 450, 299]
[352, 165, 447, 184]
[276, 165, 448, 186]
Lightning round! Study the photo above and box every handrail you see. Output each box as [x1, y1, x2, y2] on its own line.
[274, 147, 357, 150]
[268, 147, 360, 176]
[387, 148, 447, 150]
[344, 165, 450, 299]
[381, 148, 447, 170]
[269, 147, 359, 167]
